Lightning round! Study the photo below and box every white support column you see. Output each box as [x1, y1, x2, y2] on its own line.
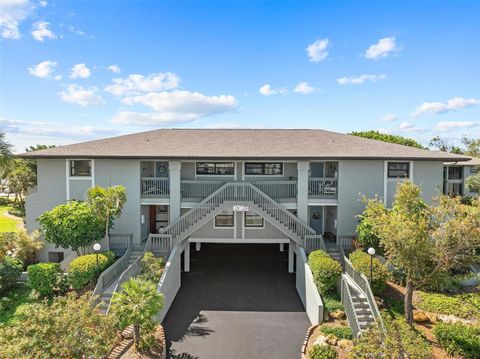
[195, 242, 201, 251]
[288, 241, 294, 273]
[297, 161, 310, 224]
[169, 161, 181, 224]
[279, 243, 284, 252]
[184, 242, 190, 272]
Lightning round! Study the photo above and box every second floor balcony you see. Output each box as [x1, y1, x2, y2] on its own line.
[141, 177, 338, 202]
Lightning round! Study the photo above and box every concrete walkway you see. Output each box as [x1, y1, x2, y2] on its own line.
[162, 243, 310, 359]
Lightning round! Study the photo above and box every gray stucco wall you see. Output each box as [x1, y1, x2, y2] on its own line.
[95, 159, 141, 242]
[412, 161, 444, 203]
[26, 159, 71, 262]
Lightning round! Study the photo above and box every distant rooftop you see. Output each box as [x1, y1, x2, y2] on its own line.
[445, 156, 480, 166]
[19, 128, 470, 161]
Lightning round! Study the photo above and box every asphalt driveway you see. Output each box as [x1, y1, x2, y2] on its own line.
[162, 243, 310, 359]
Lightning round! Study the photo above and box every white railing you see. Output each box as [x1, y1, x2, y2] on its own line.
[252, 181, 297, 201]
[338, 235, 356, 254]
[148, 233, 173, 256]
[92, 234, 133, 301]
[341, 275, 361, 339]
[181, 180, 224, 200]
[304, 234, 327, 254]
[141, 177, 169, 197]
[160, 182, 319, 247]
[109, 233, 133, 256]
[343, 256, 385, 334]
[308, 177, 337, 199]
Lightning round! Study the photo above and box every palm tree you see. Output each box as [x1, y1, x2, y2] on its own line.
[111, 278, 164, 349]
[85, 185, 127, 248]
[0, 132, 13, 192]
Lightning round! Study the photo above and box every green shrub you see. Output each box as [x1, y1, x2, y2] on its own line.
[309, 344, 338, 359]
[323, 291, 344, 314]
[433, 323, 480, 359]
[349, 249, 388, 295]
[68, 251, 115, 290]
[27, 262, 64, 296]
[308, 250, 342, 293]
[139, 251, 165, 283]
[422, 271, 461, 293]
[416, 291, 480, 320]
[0, 256, 23, 293]
[320, 325, 353, 340]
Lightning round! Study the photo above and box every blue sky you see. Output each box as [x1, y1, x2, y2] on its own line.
[1, 0, 479, 152]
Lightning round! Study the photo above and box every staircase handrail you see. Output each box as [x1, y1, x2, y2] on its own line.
[343, 255, 385, 333]
[92, 234, 133, 301]
[160, 182, 316, 247]
[341, 275, 361, 339]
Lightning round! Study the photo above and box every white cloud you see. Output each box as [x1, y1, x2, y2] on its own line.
[112, 90, 237, 126]
[412, 97, 480, 117]
[105, 72, 180, 96]
[0, 117, 117, 139]
[54, 74, 61, 80]
[306, 38, 330, 62]
[0, 0, 34, 39]
[337, 74, 386, 85]
[294, 82, 315, 94]
[69, 63, 91, 79]
[381, 113, 398, 122]
[434, 121, 480, 132]
[365, 37, 399, 60]
[39, 1, 47, 7]
[258, 84, 287, 96]
[397, 121, 428, 133]
[28, 60, 56, 78]
[107, 64, 121, 73]
[59, 84, 104, 107]
[31, 21, 56, 42]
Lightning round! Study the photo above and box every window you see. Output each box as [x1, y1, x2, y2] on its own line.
[244, 213, 264, 227]
[196, 162, 234, 176]
[447, 183, 463, 196]
[245, 162, 283, 176]
[448, 166, 463, 180]
[48, 251, 64, 263]
[387, 162, 409, 178]
[70, 160, 91, 176]
[214, 211, 234, 227]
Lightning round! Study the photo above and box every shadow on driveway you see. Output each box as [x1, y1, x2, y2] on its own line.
[162, 243, 310, 359]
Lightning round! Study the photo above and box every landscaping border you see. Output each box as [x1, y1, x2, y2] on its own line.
[301, 324, 318, 359]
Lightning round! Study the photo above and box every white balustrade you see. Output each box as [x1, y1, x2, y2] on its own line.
[252, 181, 297, 201]
[141, 177, 169, 197]
[181, 180, 224, 200]
[308, 177, 338, 199]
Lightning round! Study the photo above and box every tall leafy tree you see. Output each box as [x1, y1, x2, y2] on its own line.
[465, 172, 480, 194]
[38, 201, 105, 255]
[7, 160, 36, 202]
[111, 278, 164, 350]
[429, 136, 463, 154]
[362, 181, 480, 324]
[350, 130, 425, 149]
[86, 185, 127, 247]
[461, 136, 480, 157]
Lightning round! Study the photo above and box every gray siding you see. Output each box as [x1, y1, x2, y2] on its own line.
[412, 161, 443, 203]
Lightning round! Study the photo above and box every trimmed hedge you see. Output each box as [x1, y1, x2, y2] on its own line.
[27, 262, 64, 296]
[308, 250, 342, 293]
[349, 249, 388, 295]
[309, 344, 338, 359]
[433, 323, 480, 359]
[0, 256, 23, 294]
[69, 251, 115, 290]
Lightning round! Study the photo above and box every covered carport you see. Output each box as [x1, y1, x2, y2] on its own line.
[162, 243, 310, 359]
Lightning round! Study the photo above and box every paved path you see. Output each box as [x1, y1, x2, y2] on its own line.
[162, 243, 310, 359]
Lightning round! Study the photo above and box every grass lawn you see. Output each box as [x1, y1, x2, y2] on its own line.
[0, 284, 37, 325]
[0, 205, 21, 232]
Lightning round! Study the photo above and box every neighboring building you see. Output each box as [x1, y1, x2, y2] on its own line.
[443, 157, 480, 196]
[20, 129, 469, 262]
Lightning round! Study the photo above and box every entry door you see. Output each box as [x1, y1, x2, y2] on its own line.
[310, 209, 323, 234]
[149, 205, 157, 233]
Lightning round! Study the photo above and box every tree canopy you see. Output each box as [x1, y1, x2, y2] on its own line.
[38, 201, 105, 254]
[350, 130, 425, 149]
[359, 181, 480, 324]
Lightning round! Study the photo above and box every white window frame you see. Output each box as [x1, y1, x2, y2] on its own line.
[213, 210, 235, 229]
[243, 212, 265, 229]
[66, 159, 95, 201]
[384, 160, 413, 205]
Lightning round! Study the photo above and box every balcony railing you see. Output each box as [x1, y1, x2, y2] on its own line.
[141, 177, 169, 198]
[308, 177, 337, 199]
[252, 181, 297, 202]
[181, 180, 224, 201]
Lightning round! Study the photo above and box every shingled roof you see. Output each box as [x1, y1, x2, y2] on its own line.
[445, 157, 480, 166]
[19, 128, 470, 161]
